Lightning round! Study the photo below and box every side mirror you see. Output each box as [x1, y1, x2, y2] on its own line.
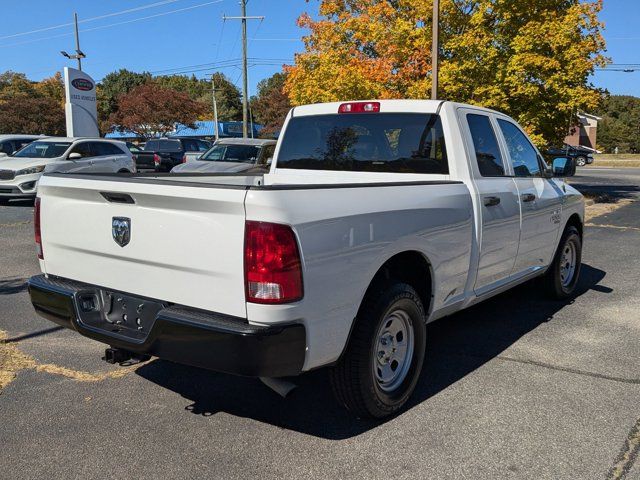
[552, 157, 576, 177]
[68, 152, 82, 160]
[266, 157, 273, 165]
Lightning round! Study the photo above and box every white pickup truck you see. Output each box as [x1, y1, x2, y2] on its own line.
[28, 100, 583, 418]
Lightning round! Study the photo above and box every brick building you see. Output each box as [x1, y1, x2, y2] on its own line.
[564, 112, 601, 150]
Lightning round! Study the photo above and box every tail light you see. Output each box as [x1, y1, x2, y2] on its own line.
[244, 221, 303, 304]
[34, 197, 43, 259]
[182, 154, 187, 164]
[338, 101, 380, 113]
[153, 153, 161, 166]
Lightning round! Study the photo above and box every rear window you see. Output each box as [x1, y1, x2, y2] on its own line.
[160, 139, 183, 152]
[276, 113, 448, 174]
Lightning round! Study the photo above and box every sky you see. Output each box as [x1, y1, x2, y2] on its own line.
[1, 0, 638, 98]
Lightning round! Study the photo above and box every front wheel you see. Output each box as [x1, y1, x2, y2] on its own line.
[330, 282, 427, 418]
[545, 225, 582, 299]
[576, 156, 587, 167]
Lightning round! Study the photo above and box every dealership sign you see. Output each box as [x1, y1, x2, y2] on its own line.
[71, 78, 94, 91]
[64, 67, 99, 137]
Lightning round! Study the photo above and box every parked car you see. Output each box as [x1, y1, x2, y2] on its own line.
[125, 142, 143, 154]
[0, 137, 135, 202]
[0, 134, 43, 157]
[28, 100, 583, 418]
[171, 138, 277, 174]
[546, 144, 594, 167]
[133, 137, 211, 171]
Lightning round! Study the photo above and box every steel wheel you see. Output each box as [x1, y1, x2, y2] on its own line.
[373, 309, 415, 393]
[559, 240, 577, 287]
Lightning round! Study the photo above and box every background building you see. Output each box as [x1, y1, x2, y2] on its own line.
[564, 112, 601, 150]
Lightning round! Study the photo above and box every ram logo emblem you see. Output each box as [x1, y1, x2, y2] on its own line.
[112, 217, 131, 247]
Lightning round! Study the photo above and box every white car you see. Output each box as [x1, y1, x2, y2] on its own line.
[0, 137, 135, 202]
[171, 138, 277, 173]
[0, 134, 43, 157]
[28, 100, 583, 418]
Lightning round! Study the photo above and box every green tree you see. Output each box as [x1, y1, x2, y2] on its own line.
[97, 69, 152, 132]
[251, 72, 291, 135]
[286, 0, 607, 146]
[0, 71, 37, 96]
[596, 95, 640, 153]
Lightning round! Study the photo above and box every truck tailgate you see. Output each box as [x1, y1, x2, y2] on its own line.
[37, 175, 248, 318]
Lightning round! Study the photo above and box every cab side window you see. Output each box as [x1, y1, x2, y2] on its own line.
[497, 119, 541, 177]
[467, 114, 505, 177]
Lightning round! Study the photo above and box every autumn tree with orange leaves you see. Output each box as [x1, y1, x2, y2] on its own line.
[285, 0, 607, 145]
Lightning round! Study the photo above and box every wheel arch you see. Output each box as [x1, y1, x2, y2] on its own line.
[565, 212, 583, 239]
[331, 251, 434, 367]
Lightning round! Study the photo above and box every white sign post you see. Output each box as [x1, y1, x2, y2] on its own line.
[64, 67, 99, 137]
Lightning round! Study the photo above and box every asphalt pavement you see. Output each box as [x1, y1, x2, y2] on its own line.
[1, 169, 639, 479]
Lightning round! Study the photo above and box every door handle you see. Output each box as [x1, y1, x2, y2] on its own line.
[521, 193, 536, 203]
[484, 196, 501, 207]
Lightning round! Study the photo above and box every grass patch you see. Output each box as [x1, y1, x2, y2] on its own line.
[583, 193, 634, 221]
[592, 154, 640, 168]
[0, 329, 143, 391]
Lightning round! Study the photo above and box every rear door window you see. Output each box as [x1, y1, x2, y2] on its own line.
[277, 113, 449, 174]
[466, 114, 506, 177]
[93, 142, 124, 156]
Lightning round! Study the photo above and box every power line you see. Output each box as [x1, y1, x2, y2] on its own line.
[0, 0, 223, 49]
[0, 0, 184, 41]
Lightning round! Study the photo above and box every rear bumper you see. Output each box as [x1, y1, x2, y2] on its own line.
[28, 274, 306, 377]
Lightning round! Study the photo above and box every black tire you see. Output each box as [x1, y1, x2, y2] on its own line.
[576, 156, 587, 167]
[330, 282, 427, 419]
[544, 225, 582, 299]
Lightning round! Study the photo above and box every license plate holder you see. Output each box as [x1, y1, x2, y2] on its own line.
[75, 289, 166, 341]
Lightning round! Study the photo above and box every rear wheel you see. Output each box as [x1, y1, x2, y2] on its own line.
[330, 282, 427, 418]
[545, 225, 582, 299]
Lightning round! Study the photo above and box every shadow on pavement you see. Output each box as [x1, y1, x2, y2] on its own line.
[0, 278, 28, 295]
[136, 263, 609, 440]
[569, 183, 639, 201]
[0, 198, 35, 208]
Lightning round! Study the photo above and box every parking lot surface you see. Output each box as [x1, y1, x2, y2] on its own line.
[1, 168, 639, 479]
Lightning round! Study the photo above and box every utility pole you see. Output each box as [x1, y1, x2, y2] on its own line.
[74, 13, 82, 70]
[60, 13, 86, 70]
[223, 2, 263, 138]
[431, 0, 439, 100]
[211, 74, 220, 141]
